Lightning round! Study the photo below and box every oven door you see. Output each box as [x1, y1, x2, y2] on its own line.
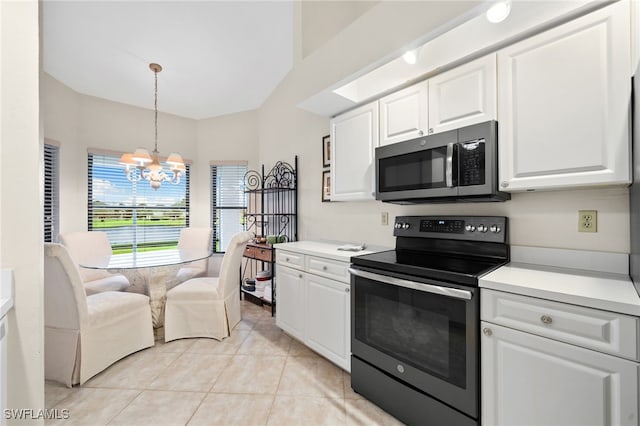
[349, 266, 479, 418]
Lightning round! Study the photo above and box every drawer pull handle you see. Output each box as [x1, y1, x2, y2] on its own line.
[286, 257, 290, 262]
[322, 266, 328, 271]
[541, 315, 553, 325]
[483, 327, 492, 336]
[345, 288, 350, 293]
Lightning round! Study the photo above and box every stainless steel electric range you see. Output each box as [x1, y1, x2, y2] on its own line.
[349, 216, 509, 426]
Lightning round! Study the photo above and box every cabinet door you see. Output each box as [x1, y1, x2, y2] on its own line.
[275, 265, 305, 341]
[379, 81, 428, 146]
[305, 274, 351, 371]
[497, 1, 631, 191]
[428, 53, 496, 135]
[482, 321, 639, 426]
[330, 101, 379, 201]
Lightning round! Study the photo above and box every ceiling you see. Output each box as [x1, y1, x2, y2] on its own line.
[42, 1, 294, 120]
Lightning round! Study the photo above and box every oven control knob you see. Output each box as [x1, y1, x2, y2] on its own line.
[465, 225, 476, 232]
[402, 223, 410, 230]
[490, 225, 501, 233]
[394, 223, 402, 229]
[478, 224, 488, 233]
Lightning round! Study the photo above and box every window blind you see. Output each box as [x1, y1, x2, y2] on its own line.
[44, 143, 60, 242]
[88, 152, 190, 254]
[211, 163, 247, 252]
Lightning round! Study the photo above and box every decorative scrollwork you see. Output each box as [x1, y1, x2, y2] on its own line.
[243, 170, 262, 191]
[264, 161, 295, 189]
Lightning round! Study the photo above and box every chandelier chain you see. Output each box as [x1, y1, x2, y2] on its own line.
[154, 67, 158, 153]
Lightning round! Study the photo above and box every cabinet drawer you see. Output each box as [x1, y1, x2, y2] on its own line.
[254, 247, 273, 262]
[276, 250, 304, 270]
[243, 245, 256, 258]
[305, 256, 350, 284]
[481, 289, 640, 361]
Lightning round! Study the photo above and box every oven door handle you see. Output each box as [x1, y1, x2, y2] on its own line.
[348, 268, 473, 301]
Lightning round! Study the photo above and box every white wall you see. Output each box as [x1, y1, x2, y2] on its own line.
[258, 0, 630, 253]
[1, 0, 44, 421]
[192, 111, 260, 227]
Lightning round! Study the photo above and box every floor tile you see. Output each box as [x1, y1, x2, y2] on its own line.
[188, 393, 273, 426]
[108, 390, 205, 426]
[83, 348, 180, 389]
[45, 387, 139, 426]
[211, 355, 286, 395]
[148, 353, 233, 392]
[44, 380, 77, 409]
[277, 355, 344, 399]
[237, 326, 292, 356]
[267, 396, 346, 426]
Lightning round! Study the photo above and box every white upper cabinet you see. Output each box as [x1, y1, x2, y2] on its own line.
[330, 101, 379, 201]
[428, 54, 497, 135]
[497, 1, 631, 192]
[379, 81, 428, 146]
[378, 54, 496, 147]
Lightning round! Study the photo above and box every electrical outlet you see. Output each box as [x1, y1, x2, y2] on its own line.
[381, 212, 389, 226]
[578, 210, 597, 233]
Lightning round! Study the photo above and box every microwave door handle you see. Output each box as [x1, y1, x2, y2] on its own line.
[348, 267, 473, 301]
[446, 142, 455, 188]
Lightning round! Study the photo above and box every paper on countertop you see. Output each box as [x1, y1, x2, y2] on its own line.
[337, 243, 366, 252]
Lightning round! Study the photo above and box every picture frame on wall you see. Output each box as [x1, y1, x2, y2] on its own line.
[322, 170, 331, 202]
[322, 135, 331, 168]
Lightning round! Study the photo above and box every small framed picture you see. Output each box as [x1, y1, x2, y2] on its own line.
[322, 170, 331, 202]
[322, 135, 331, 168]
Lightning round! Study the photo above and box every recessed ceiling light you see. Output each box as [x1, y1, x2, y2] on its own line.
[402, 49, 418, 65]
[486, 1, 511, 23]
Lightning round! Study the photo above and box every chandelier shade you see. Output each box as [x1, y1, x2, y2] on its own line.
[120, 63, 185, 190]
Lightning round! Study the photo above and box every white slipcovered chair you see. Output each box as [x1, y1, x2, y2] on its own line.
[175, 227, 213, 283]
[164, 231, 253, 342]
[59, 231, 130, 295]
[44, 243, 154, 387]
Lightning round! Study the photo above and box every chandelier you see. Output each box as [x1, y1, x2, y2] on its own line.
[120, 63, 185, 190]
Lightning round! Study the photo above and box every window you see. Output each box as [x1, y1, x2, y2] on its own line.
[88, 151, 190, 254]
[44, 142, 60, 242]
[211, 162, 247, 252]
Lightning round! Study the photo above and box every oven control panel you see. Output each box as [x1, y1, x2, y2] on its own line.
[394, 216, 508, 243]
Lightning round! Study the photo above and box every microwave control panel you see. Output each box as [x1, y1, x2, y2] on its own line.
[458, 140, 485, 187]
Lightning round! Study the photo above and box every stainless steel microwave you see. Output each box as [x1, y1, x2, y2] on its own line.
[375, 121, 510, 203]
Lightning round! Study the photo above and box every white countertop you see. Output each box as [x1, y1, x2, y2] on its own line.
[480, 262, 640, 317]
[0, 270, 14, 320]
[275, 240, 390, 262]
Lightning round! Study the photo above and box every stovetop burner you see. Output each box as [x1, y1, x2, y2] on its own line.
[351, 216, 509, 286]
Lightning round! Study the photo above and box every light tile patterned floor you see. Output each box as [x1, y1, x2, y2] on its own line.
[45, 300, 404, 426]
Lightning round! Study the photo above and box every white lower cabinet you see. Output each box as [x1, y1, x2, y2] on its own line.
[276, 248, 351, 371]
[275, 265, 305, 341]
[305, 274, 350, 370]
[481, 289, 640, 426]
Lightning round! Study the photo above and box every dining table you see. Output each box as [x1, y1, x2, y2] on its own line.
[79, 248, 212, 328]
